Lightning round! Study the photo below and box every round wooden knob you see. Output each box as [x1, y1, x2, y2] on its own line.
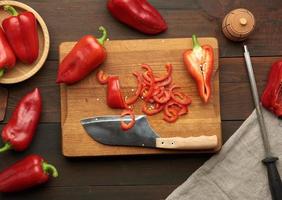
[222, 8, 255, 41]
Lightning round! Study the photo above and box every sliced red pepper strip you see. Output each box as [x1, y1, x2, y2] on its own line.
[107, 76, 127, 109]
[96, 70, 110, 84]
[120, 109, 135, 131]
[171, 92, 192, 105]
[142, 103, 164, 116]
[156, 76, 172, 87]
[166, 100, 188, 116]
[153, 90, 170, 104]
[125, 72, 143, 105]
[155, 63, 173, 82]
[163, 108, 178, 123]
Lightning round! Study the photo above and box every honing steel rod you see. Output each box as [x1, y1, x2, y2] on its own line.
[243, 45, 282, 200]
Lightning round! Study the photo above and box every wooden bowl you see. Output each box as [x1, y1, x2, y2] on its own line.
[0, 1, 50, 84]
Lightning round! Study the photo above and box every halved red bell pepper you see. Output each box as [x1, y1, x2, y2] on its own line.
[107, 76, 127, 109]
[107, 0, 167, 35]
[0, 88, 42, 153]
[57, 26, 108, 84]
[261, 60, 282, 117]
[2, 5, 39, 64]
[0, 154, 58, 193]
[0, 28, 16, 76]
[183, 35, 214, 103]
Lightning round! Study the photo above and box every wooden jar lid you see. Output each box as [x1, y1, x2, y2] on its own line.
[222, 8, 255, 41]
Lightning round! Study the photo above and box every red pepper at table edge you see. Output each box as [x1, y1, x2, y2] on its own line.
[261, 60, 282, 118]
[107, 76, 127, 109]
[2, 5, 39, 64]
[107, 0, 167, 35]
[0, 88, 42, 153]
[183, 35, 214, 103]
[57, 26, 108, 85]
[0, 154, 58, 193]
[0, 28, 16, 77]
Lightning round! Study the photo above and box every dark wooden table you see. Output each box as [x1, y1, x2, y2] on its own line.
[0, 0, 281, 199]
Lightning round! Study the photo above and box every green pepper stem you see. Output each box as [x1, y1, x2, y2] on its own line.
[3, 5, 19, 16]
[192, 34, 202, 50]
[43, 162, 59, 178]
[0, 143, 11, 153]
[0, 69, 5, 78]
[97, 26, 108, 46]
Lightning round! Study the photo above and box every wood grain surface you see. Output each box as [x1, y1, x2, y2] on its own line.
[0, 0, 281, 199]
[60, 38, 221, 156]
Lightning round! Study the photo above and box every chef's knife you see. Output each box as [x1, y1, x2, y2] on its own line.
[81, 115, 218, 150]
[244, 45, 282, 200]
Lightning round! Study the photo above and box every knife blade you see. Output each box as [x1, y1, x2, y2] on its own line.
[81, 115, 218, 150]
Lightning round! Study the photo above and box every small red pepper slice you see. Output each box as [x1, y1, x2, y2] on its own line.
[183, 34, 214, 103]
[171, 91, 192, 105]
[125, 72, 143, 105]
[107, 76, 127, 109]
[0, 88, 42, 153]
[120, 109, 135, 131]
[0, 154, 58, 193]
[2, 6, 39, 64]
[163, 107, 178, 123]
[57, 27, 108, 85]
[96, 70, 110, 84]
[156, 76, 172, 87]
[142, 102, 164, 116]
[155, 63, 173, 82]
[153, 90, 170, 104]
[141, 65, 155, 100]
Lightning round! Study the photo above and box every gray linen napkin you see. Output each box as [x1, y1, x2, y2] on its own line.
[167, 109, 282, 200]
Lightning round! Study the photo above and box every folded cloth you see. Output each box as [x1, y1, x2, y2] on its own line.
[167, 109, 282, 200]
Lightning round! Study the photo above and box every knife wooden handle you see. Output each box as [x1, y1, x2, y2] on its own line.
[155, 135, 218, 150]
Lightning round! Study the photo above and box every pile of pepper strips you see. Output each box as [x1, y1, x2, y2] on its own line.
[0, 0, 281, 194]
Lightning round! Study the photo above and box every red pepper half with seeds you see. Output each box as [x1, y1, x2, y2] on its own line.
[57, 26, 108, 84]
[183, 35, 214, 103]
[0, 28, 16, 76]
[2, 5, 39, 64]
[0, 88, 42, 153]
[261, 60, 282, 118]
[0, 155, 58, 193]
[107, 0, 167, 35]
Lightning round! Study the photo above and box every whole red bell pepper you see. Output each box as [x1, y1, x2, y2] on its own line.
[2, 5, 39, 64]
[261, 60, 282, 117]
[183, 35, 214, 103]
[57, 26, 108, 85]
[107, 0, 167, 35]
[0, 154, 58, 193]
[107, 76, 127, 109]
[0, 88, 42, 153]
[0, 28, 16, 77]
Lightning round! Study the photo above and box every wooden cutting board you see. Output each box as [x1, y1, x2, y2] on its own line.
[60, 37, 221, 157]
